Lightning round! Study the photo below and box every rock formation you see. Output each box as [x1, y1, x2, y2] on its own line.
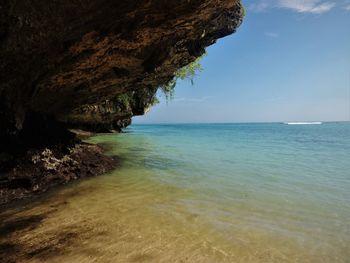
[1, 0, 243, 138]
[0, 0, 243, 202]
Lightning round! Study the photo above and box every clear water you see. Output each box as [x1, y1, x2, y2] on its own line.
[3, 123, 350, 262]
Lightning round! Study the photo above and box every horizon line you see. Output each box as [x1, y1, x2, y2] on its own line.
[131, 120, 350, 125]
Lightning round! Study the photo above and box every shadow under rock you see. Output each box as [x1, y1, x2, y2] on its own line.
[0, 199, 106, 262]
[0, 214, 46, 237]
[0, 212, 48, 263]
[0, 195, 75, 262]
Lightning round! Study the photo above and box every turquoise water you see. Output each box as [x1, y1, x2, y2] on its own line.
[89, 122, 350, 262]
[4, 123, 349, 262]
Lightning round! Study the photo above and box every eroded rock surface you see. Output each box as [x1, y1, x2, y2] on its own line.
[0, 0, 243, 137]
[0, 143, 117, 204]
[0, 0, 243, 203]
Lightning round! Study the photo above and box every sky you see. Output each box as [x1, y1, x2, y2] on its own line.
[134, 0, 350, 124]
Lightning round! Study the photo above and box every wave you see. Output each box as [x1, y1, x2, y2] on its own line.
[284, 122, 323, 125]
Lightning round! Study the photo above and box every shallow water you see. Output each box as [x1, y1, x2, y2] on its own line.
[1, 123, 350, 262]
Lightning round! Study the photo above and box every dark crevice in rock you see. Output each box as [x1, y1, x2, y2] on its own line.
[112, 67, 130, 78]
[7, 178, 32, 190]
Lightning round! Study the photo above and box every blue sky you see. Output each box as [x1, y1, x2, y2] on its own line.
[134, 0, 350, 124]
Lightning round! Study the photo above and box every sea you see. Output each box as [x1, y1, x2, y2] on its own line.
[4, 122, 350, 262]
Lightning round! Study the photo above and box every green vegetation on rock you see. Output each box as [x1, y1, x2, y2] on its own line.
[160, 54, 205, 100]
[116, 93, 131, 108]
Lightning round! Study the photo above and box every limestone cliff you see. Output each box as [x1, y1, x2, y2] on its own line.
[0, 0, 243, 202]
[0, 0, 243, 139]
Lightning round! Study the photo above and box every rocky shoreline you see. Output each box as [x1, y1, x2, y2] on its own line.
[0, 141, 117, 205]
[0, 0, 243, 205]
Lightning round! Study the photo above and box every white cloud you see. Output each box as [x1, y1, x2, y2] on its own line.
[249, 1, 271, 12]
[265, 32, 279, 38]
[345, 4, 350, 10]
[279, 0, 336, 14]
[173, 96, 213, 103]
[249, 0, 336, 14]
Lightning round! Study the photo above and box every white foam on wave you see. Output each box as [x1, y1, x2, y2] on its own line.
[284, 122, 323, 125]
